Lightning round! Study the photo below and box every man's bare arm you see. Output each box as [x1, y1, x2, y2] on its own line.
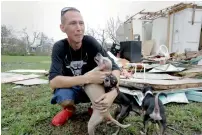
[49, 75, 87, 90]
[49, 70, 110, 90]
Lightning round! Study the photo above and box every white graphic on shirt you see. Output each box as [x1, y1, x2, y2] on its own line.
[64, 53, 88, 76]
[66, 60, 87, 76]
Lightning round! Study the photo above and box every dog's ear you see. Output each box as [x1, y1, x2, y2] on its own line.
[149, 85, 154, 91]
[142, 84, 154, 94]
[141, 85, 147, 94]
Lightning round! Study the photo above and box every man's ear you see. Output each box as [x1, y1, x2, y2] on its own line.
[60, 24, 66, 33]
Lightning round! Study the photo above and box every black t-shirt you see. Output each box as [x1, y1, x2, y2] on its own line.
[49, 35, 120, 81]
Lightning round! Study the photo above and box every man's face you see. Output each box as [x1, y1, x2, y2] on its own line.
[60, 11, 85, 45]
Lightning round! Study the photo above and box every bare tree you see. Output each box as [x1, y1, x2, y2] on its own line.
[106, 17, 122, 44]
[1, 25, 12, 46]
[22, 28, 40, 54]
[39, 32, 48, 47]
[96, 29, 108, 49]
[85, 27, 97, 37]
[85, 26, 109, 50]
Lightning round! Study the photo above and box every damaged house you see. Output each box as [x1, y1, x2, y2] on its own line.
[116, 2, 202, 56]
[113, 2, 202, 104]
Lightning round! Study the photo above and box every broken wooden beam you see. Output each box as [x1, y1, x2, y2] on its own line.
[120, 78, 202, 90]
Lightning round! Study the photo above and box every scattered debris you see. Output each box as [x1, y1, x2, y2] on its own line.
[7, 69, 48, 74]
[13, 78, 48, 85]
[160, 92, 189, 104]
[198, 59, 202, 65]
[148, 64, 185, 73]
[119, 87, 143, 106]
[106, 48, 202, 105]
[133, 73, 181, 80]
[177, 66, 202, 78]
[1, 71, 48, 86]
[113, 48, 202, 91]
[190, 55, 202, 65]
[185, 51, 198, 60]
[181, 66, 202, 74]
[120, 78, 202, 90]
[1, 72, 41, 83]
[119, 87, 189, 106]
[186, 90, 202, 102]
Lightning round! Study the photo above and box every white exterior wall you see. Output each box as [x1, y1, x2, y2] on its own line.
[116, 24, 125, 42]
[132, 20, 153, 42]
[169, 13, 174, 52]
[151, 17, 168, 54]
[143, 22, 153, 41]
[132, 20, 143, 41]
[170, 8, 202, 53]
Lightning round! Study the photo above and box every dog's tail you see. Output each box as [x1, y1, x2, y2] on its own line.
[154, 92, 167, 113]
[108, 114, 131, 128]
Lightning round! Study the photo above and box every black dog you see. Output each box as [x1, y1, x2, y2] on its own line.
[114, 93, 142, 123]
[103, 74, 141, 121]
[141, 85, 167, 135]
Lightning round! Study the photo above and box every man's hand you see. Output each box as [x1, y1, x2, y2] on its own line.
[93, 89, 118, 113]
[84, 70, 111, 84]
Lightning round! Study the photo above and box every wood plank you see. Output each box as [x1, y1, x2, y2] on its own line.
[178, 66, 202, 77]
[7, 69, 48, 74]
[154, 87, 202, 94]
[181, 66, 202, 73]
[13, 78, 48, 85]
[167, 12, 171, 51]
[120, 78, 202, 90]
[1, 73, 41, 83]
[133, 73, 181, 80]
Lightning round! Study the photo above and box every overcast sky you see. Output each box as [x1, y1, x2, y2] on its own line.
[1, 0, 183, 42]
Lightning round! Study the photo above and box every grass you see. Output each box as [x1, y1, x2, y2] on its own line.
[1, 55, 202, 135]
[1, 55, 51, 72]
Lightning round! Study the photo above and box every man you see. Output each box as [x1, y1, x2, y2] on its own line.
[49, 7, 121, 126]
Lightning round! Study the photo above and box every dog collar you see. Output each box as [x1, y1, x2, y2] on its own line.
[144, 91, 153, 96]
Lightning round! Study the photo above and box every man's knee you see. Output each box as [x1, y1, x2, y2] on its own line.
[59, 100, 75, 107]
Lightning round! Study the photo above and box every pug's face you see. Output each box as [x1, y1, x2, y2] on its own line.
[104, 74, 118, 88]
